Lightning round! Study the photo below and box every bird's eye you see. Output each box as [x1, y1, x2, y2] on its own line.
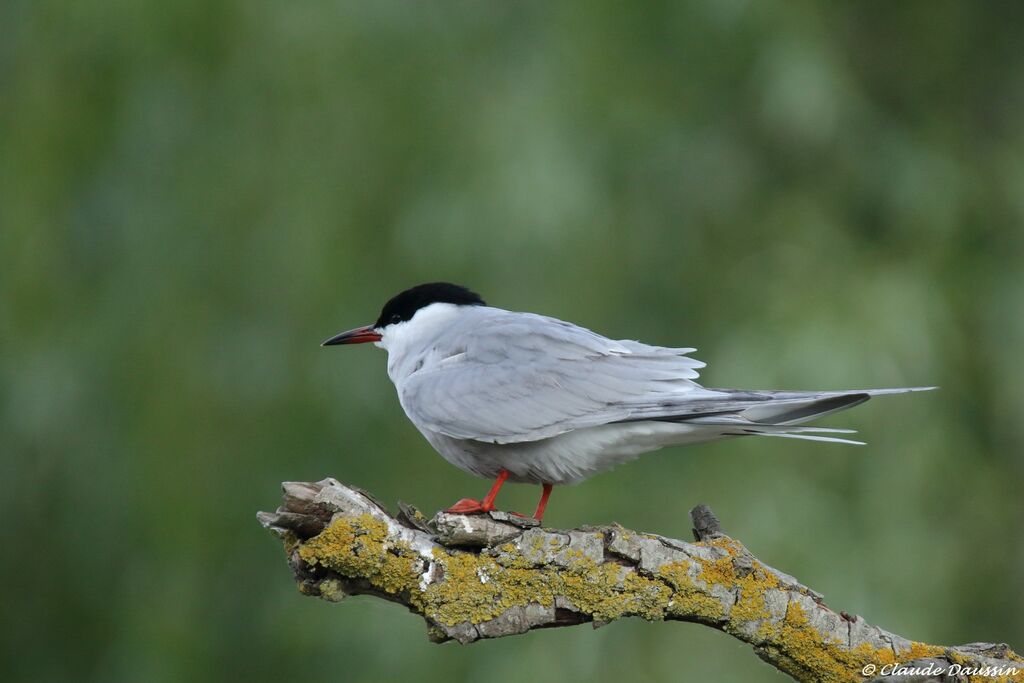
[390, 314, 402, 324]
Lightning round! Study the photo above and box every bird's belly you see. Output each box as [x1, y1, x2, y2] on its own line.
[418, 421, 720, 485]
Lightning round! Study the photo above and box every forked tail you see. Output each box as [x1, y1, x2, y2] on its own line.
[665, 386, 936, 445]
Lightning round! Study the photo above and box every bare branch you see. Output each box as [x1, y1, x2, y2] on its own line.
[258, 479, 1022, 682]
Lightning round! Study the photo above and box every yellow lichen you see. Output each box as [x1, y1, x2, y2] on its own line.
[657, 560, 726, 621]
[317, 578, 347, 602]
[696, 542, 780, 626]
[557, 558, 669, 621]
[655, 539, 781, 626]
[295, 517, 671, 627]
[652, 539, 958, 682]
[298, 514, 421, 596]
[756, 619, 781, 642]
[420, 552, 669, 625]
[770, 600, 947, 682]
[292, 517, 1011, 683]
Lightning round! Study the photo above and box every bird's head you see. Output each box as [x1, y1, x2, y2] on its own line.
[321, 282, 486, 350]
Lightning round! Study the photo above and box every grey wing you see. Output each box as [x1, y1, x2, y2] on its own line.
[398, 312, 708, 444]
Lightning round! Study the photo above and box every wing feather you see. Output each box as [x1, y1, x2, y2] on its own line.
[398, 312, 706, 444]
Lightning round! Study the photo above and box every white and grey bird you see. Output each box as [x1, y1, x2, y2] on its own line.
[323, 282, 934, 522]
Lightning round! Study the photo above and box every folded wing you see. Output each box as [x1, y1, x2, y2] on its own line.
[398, 312, 707, 444]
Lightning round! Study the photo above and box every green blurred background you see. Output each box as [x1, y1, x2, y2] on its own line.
[3, 1, 1023, 681]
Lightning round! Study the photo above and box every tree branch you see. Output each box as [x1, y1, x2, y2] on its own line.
[258, 478, 1022, 682]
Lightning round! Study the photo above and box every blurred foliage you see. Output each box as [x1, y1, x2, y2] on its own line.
[2, 1, 1023, 681]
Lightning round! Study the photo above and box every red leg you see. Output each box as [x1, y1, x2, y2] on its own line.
[533, 484, 553, 522]
[480, 469, 509, 510]
[444, 470, 510, 515]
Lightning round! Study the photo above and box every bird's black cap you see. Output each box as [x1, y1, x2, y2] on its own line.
[375, 282, 486, 328]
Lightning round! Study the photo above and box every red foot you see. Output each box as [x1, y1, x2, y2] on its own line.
[444, 470, 510, 516]
[443, 498, 494, 515]
[444, 501, 528, 518]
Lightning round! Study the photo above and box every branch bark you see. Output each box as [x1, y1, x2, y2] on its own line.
[258, 478, 1022, 683]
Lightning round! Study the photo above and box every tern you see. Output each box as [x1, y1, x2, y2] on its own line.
[323, 282, 933, 522]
